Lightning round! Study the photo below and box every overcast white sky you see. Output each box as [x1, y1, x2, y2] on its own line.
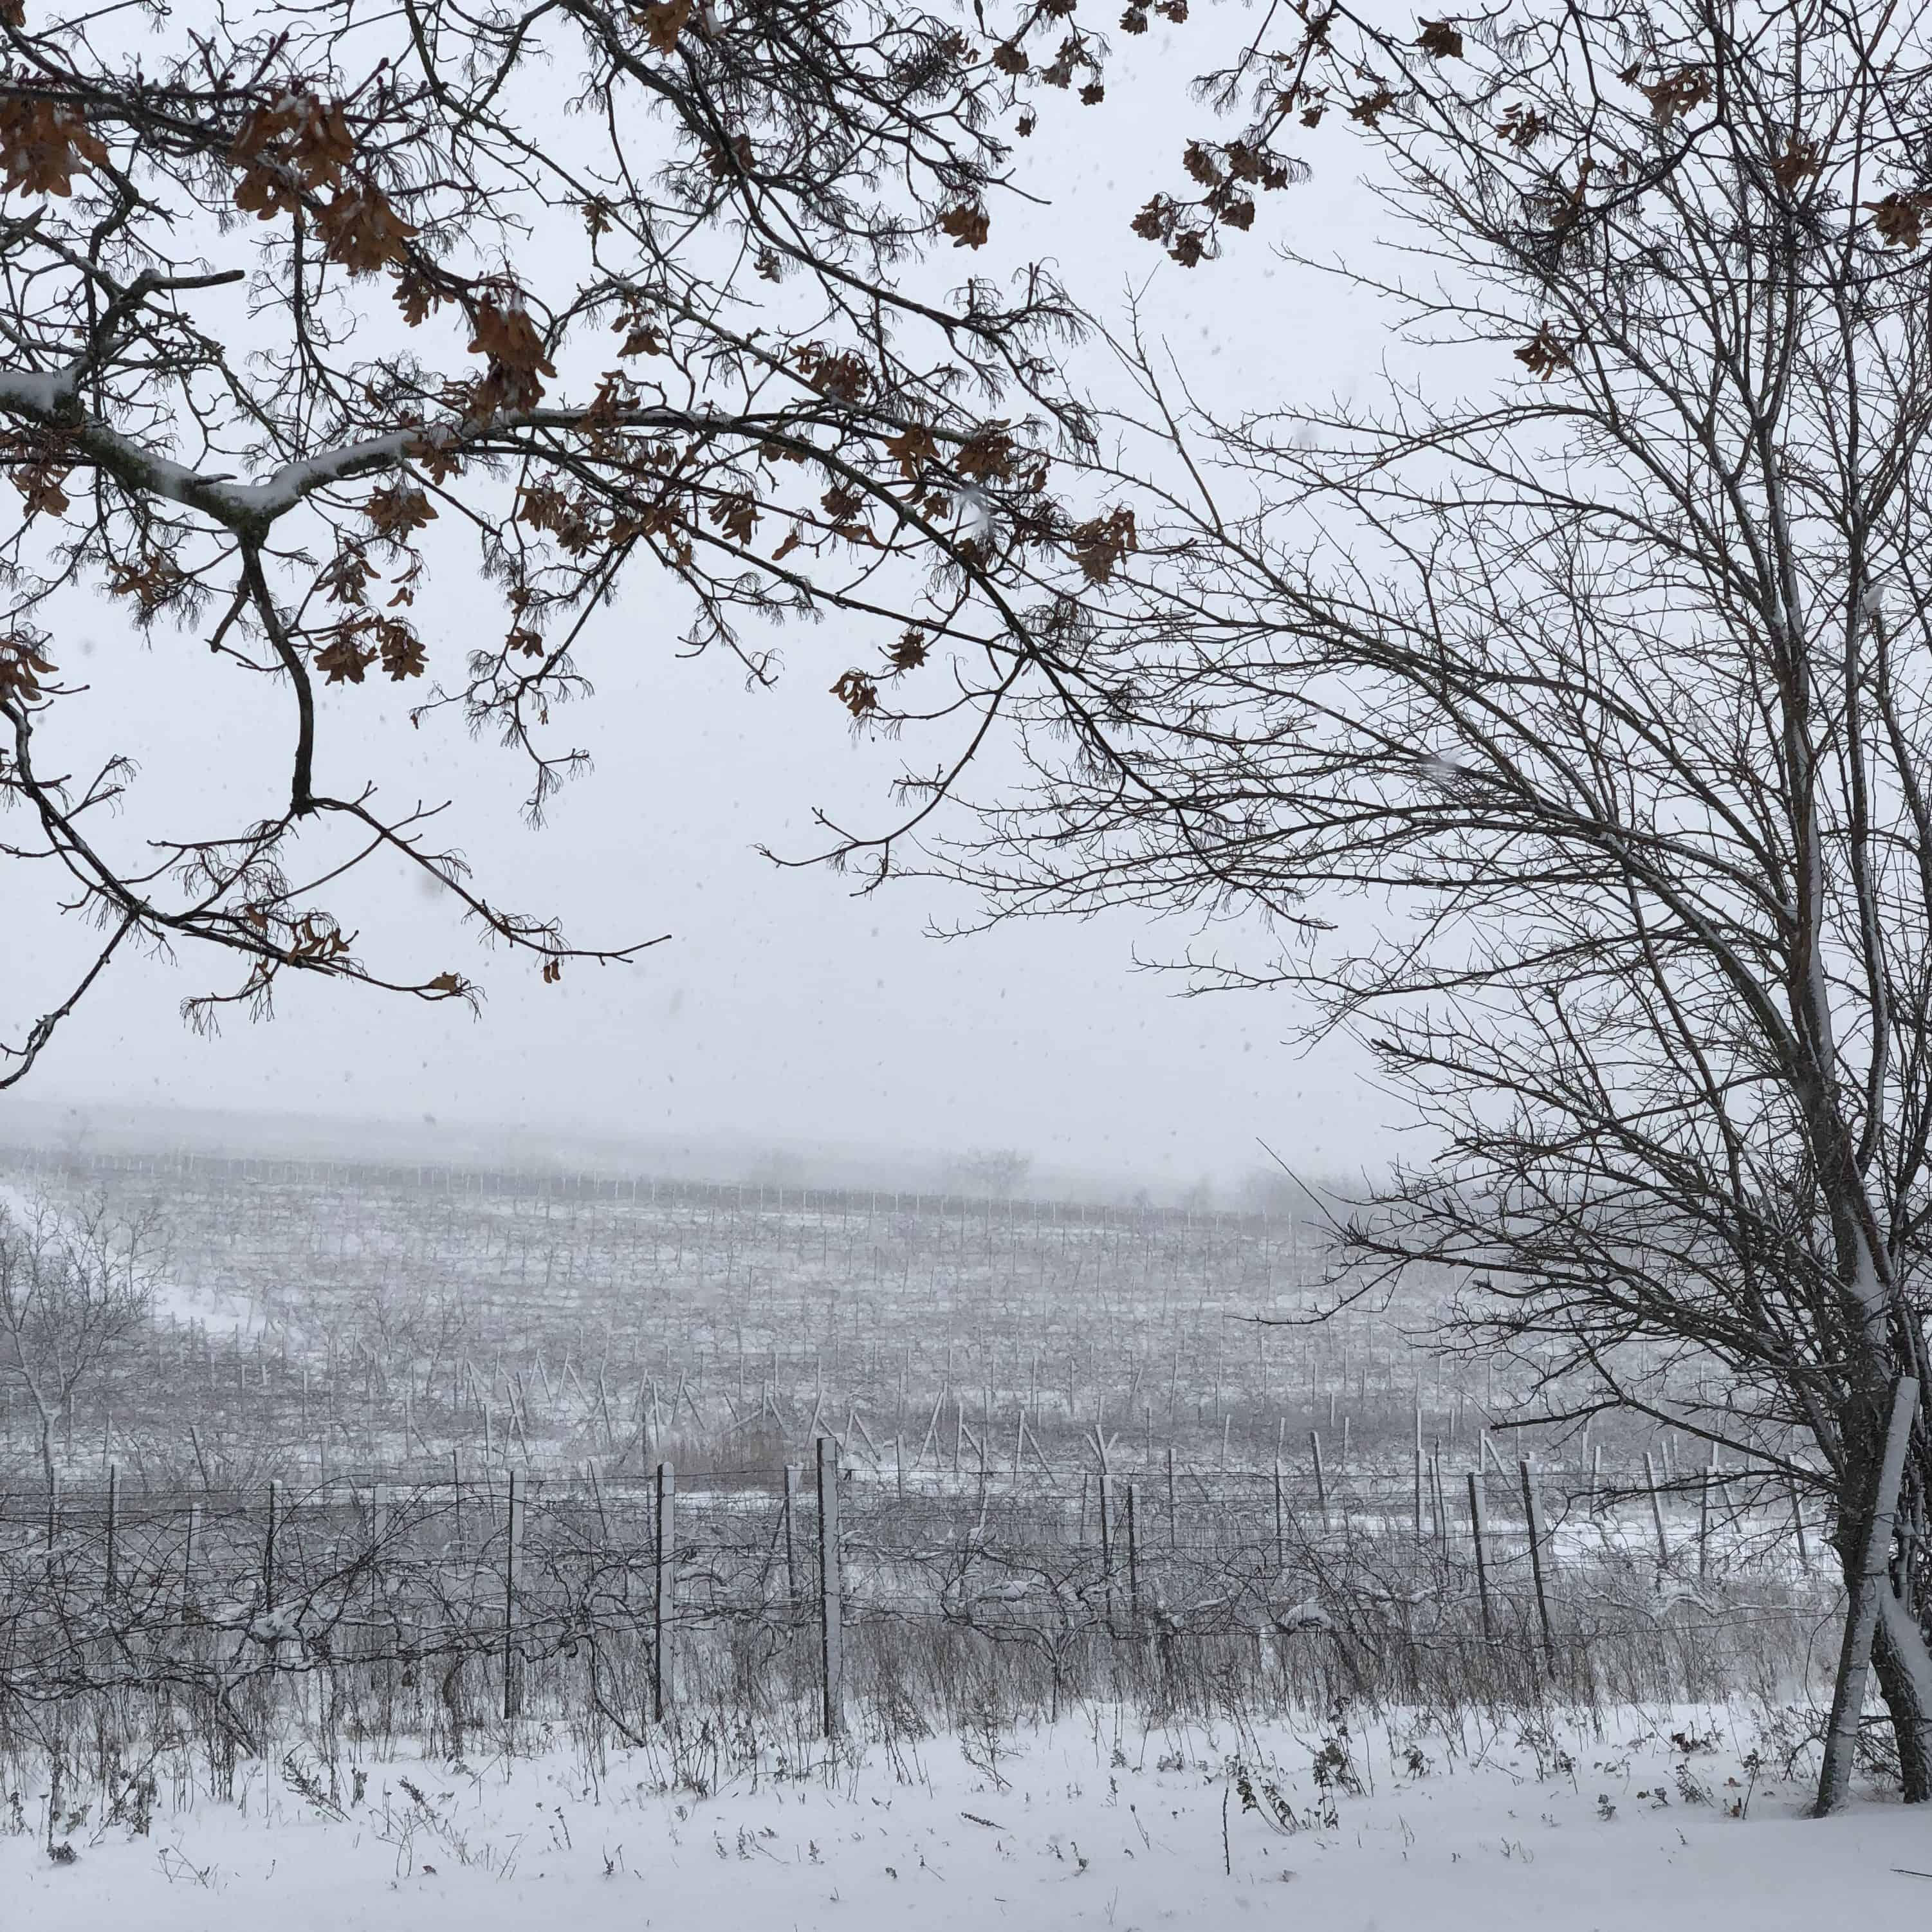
[2, 18, 1413, 1195]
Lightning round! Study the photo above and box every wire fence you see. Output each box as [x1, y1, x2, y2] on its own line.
[0, 1450, 1838, 1749]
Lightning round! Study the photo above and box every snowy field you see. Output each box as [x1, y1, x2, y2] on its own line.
[7, 1706, 1930, 1931]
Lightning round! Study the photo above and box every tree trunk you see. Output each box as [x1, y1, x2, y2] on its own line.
[1872, 1428, 1932, 1803]
[1872, 1596, 1932, 1803]
[1819, 1377, 1922, 1813]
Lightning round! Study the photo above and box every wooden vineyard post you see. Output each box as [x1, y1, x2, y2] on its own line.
[816, 1437, 844, 1739]
[1519, 1460, 1555, 1659]
[104, 1464, 118, 1604]
[1272, 1458, 1287, 1572]
[369, 1479, 387, 1623]
[1098, 1469, 1116, 1633]
[654, 1460, 677, 1724]
[183, 1500, 198, 1611]
[1787, 1475, 1811, 1572]
[264, 1478, 277, 1615]
[1310, 1430, 1330, 1532]
[501, 1467, 519, 1721]
[1642, 1451, 1670, 1565]
[782, 1462, 800, 1608]
[1165, 1444, 1177, 1550]
[1698, 1462, 1712, 1579]
[1413, 1403, 1424, 1540]
[1125, 1481, 1141, 1628]
[1431, 1450, 1449, 1557]
[1466, 1472, 1493, 1642]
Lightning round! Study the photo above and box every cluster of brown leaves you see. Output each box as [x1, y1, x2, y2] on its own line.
[1071, 505, 1136, 584]
[825, 629, 942, 719]
[8, 457, 71, 520]
[705, 131, 756, 181]
[1629, 62, 1711, 127]
[517, 479, 603, 555]
[941, 204, 991, 248]
[230, 92, 418, 281]
[636, 0, 694, 55]
[1037, 35, 1102, 96]
[1135, 17, 1314, 269]
[374, 619, 428, 681]
[956, 421, 1022, 482]
[1769, 138, 1823, 191]
[1119, 0, 1188, 31]
[282, 912, 354, 966]
[315, 614, 425, 684]
[365, 484, 436, 542]
[231, 94, 354, 213]
[1131, 194, 1206, 264]
[1495, 102, 1550, 149]
[831, 667, 880, 717]
[885, 422, 938, 479]
[820, 481, 872, 540]
[613, 305, 668, 358]
[610, 489, 695, 567]
[1190, 136, 1299, 232]
[106, 551, 189, 618]
[0, 97, 107, 198]
[708, 490, 761, 545]
[1865, 190, 1932, 251]
[1514, 320, 1574, 380]
[466, 298, 557, 416]
[315, 184, 418, 278]
[405, 427, 465, 486]
[395, 265, 449, 329]
[0, 628, 56, 702]
[320, 546, 378, 607]
[793, 342, 873, 402]
[1414, 19, 1462, 59]
[1347, 87, 1398, 128]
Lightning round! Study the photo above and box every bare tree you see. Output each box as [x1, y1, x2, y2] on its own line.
[0, 0, 1129, 1085]
[879, 1, 1932, 1800]
[0, 1191, 156, 1493]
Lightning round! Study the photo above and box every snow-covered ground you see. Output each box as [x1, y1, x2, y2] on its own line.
[7, 1705, 1929, 1930]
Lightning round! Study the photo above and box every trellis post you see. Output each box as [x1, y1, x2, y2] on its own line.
[654, 1460, 677, 1722]
[1519, 1460, 1554, 1657]
[816, 1437, 843, 1738]
[501, 1467, 519, 1720]
[104, 1464, 118, 1603]
[1466, 1471, 1493, 1642]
